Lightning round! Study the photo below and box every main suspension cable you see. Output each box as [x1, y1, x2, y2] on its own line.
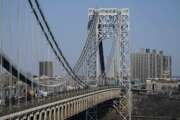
[28, 0, 88, 88]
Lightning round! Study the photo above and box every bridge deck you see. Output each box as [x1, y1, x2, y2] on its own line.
[0, 86, 119, 117]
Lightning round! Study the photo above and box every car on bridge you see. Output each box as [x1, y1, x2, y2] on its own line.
[37, 90, 48, 97]
[0, 99, 5, 105]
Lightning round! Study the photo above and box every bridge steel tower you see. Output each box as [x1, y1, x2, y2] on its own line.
[88, 8, 131, 120]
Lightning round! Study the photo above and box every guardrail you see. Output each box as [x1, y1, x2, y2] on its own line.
[0, 86, 120, 117]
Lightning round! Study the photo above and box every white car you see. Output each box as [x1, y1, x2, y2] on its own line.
[38, 90, 48, 97]
[0, 99, 4, 105]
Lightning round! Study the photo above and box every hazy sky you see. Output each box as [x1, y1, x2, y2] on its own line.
[37, 0, 180, 76]
[1, 0, 180, 76]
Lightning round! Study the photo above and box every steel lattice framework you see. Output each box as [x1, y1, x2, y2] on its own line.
[87, 8, 130, 120]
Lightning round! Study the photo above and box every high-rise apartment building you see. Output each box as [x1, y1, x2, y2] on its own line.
[130, 48, 171, 83]
[39, 61, 53, 77]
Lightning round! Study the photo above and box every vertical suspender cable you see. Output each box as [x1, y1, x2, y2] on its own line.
[8, 0, 12, 110]
[30, 0, 34, 104]
[0, 0, 3, 103]
[16, 0, 20, 106]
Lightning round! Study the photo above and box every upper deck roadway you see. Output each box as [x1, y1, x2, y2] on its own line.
[0, 87, 121, 120]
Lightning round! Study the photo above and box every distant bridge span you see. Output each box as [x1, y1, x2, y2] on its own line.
[0, 50, 37, 86]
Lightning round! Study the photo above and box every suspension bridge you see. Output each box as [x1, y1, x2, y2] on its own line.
[0, 0, 130, 120]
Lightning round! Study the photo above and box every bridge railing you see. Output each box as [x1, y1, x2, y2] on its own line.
[0, 86, 119, 116]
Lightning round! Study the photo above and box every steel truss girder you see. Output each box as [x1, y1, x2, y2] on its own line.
[86, 107, 98, 120]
